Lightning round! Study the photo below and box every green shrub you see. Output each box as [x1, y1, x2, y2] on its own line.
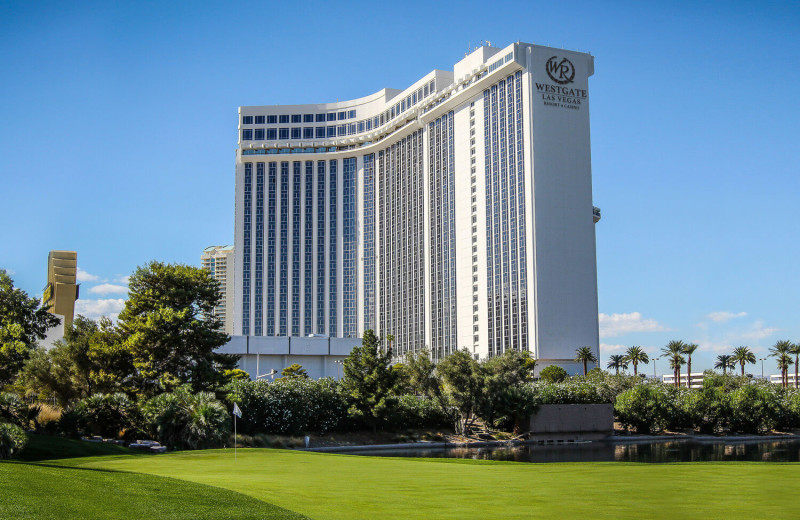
[390, 395, 454, 430]
[532, 380, 611, 405]
[725, 383, 782, 434]
[230, 378, 348, 436]
[538, 365, 568, 384]
[0, 392, 39, 429]
[141, 387, 230, 450]
[70, 393, 137, 438]
[0, 422, 27, 459]
[614, 384, 672, 434]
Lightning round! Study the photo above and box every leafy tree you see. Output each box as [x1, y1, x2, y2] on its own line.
[682, 343, 699, 388]
[117, 261, 237, 396]
[769, 341, 793, 389]
[0, 270, 61, 387]
[281, 363, 309, 379]
[606, 355, 628, 375]
[437, 349, 484, 433]
[340, 329, 397, 432]
[623, 346, 649, 376]
[480, 350, 538, 431]
[403, 348, 441, 399]
[714, 355, 734, 375]
[0, 422, 27, 459]
[574, 346, 597, 376]
[731, 346, 756, 377]
[22, 316, 131, 405]
[662, 340, 686, 387]
[539, 365, 568, 383]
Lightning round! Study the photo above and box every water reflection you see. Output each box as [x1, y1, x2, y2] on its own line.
[346, 440, 800, 463]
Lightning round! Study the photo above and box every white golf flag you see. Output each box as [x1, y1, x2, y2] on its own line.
[233, 403, 242, 419]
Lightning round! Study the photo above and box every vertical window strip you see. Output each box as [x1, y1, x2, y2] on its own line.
[254, 162, 265, 336]
[279, 162, 289, 335]
[317, 160, 326, 334]
[267, 162, 277, 335]
[242, 163, 252, 335]
[304, 161, 313, 335]
[292, 161, 301, 336]
[329, 159, 338, 336]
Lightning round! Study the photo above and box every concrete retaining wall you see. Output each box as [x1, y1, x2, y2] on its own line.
[529, 404, 613, 436]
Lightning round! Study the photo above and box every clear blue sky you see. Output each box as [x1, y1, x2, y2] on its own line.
[1, 0, 798, 375]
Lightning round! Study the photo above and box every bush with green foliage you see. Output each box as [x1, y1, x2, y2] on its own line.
[389, 395, 454, 430]
[0, 422, 27, 459]
[532, 379, 612, 405]
[0, 392, 39, 428]
[141, 386, 230, 449]
[724, 382, 783, 434]
[68, 393, 138, 439]
[614, 384, 673, 434]
[538, 365, 568, 384]
[231, 377, 347, 436]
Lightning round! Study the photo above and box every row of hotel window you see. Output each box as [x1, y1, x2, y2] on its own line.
[241, 80, 437, 141]
[244, 124, 365, 141]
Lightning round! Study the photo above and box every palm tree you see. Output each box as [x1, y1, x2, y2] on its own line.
[789, 343, 800, 389]
[714, 355, 734, 375]
[682, 343, 699, 388]
[731, 346, 756, 377]
[574, 347, 598, 376]
[606, 354, 628, 375]
[624, 346, 649, 376]
[662, 340, 686, 387]
[770, 340, 794, 389]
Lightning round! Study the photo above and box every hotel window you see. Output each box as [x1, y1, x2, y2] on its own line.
[279, 115, 289, 124]
[316, 113, 326, 122]
[291, 114, 302, 123]
[255, 115, 265, 124]
[279, 128, 289, 139]
[338, 111, 347, 120]
[242, 129, 253, 140]
[327, 126, 336, 138]
[303, 127, 314, 139]
[338, 125, 346, 136]
[348, 110, 356, 118]
[267, 115, 277, 124]
[242, 115, 253, 125]
[254, 128, 265, 140]
[303, 114, 314, 123]
[316, 127, 326, 138]
[291, 127, 301, 139]
[327, 113, 337, 121]
[267, 128, 277, 140]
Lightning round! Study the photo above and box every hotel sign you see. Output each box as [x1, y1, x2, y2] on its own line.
[536, 55, 586, 111]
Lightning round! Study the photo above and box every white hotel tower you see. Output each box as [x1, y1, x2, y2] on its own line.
[233, 42, 600, 372]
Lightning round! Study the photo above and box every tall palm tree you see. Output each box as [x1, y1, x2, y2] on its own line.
[662, 340, 686, 387]
[606, 354, 628, 375]
[789, 343, 800, 389]
[624, 346, 649, 376]
[731, 346, 756, 377]
[770, 340, 793, 389]
[714, 355, 734, 375]
[574, 346, 598, 376]
[682, 343, 699, 388]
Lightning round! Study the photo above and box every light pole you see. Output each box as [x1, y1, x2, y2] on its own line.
[652, 357, 661, 380]
[334, 360, 344, 379]
[760, 358, 766, 379]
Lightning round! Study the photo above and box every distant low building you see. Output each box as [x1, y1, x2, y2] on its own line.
[201, 245, 234, 335]
[661, 372, 705, 387]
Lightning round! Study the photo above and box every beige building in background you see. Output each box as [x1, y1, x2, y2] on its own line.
[201, 245, 234, 335]
[43, 250, 78, 329]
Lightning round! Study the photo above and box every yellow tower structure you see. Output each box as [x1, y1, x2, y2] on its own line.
[43, 250, 78, 329]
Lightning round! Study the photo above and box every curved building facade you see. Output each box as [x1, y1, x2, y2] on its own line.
[233, 41, 600, 373]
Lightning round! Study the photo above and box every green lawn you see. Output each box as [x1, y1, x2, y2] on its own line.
[3, 439, 800, 519]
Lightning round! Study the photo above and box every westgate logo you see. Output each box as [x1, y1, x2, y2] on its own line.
[546, 56, 575, 85]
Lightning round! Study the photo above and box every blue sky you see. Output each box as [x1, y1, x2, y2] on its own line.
[1, 1, 798, 375]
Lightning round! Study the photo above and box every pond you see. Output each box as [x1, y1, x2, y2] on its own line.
[344, 439, 800, 463]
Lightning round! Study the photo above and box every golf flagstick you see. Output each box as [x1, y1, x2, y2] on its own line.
[233, 403, 242, 460]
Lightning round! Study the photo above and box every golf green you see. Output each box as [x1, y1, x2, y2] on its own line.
[66, 448, 800, 519]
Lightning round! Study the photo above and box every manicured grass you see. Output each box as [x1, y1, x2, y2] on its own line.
[74, 449, 800, 520]
[5, 436, 800, 519]
[0, 462, 307, 520]
[15, 434, 139, 462]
